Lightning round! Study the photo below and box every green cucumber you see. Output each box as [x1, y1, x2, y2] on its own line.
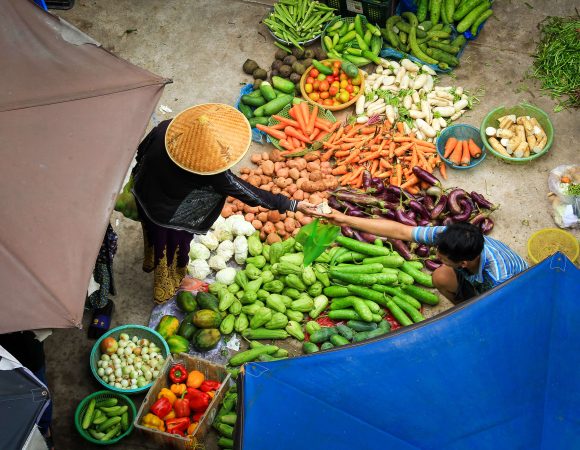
[271, 75, 296, 94]
[402, 285, 440, 305]
[259, 81, 277, 102]
[309, 327, 337, 344]
[248, 117, 270, 127]
[253, 95, 293, 117]
[352, 327, 389, 342]
[470, 9, 493, 36]
[453, 0, 483, 21]
[430, 0, 443, 24]
[241, 94, 266, 107]
[320, 342, 335, 350]
[426, 47, 459, 66]
[392, 296, 425, 323]
[336, 324, 356, 341]
[417, 0, 429, 22]
[238, 102, 253, 119]
[456, 2, 491, 32]
[347, 320, 378, 332]
[330, 334, 350, 346]
[302, 341, 319, 354]
[312, 60, 333, 75]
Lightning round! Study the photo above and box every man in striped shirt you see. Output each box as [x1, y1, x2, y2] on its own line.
[314, 210, 528, 304]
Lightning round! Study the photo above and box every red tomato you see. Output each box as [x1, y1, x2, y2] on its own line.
[323, 99, 334, 106]
[333, 60, 341, 67]
[333, 68, 339, 76]
[306, 76, 314, 84]
[329, 86, 339, 96]
[345, 84, 353, 93]
[319, 80, 329, 92]
[339, 73, 348, 81]
[313, 80, 320, 90]
[310, 68, 319, 78]
[320, 91, 330, 99]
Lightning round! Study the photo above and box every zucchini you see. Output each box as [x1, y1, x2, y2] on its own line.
[453, 0, 483, 21]
[259, 81, 277, 102]
[347, 320, 377, 332]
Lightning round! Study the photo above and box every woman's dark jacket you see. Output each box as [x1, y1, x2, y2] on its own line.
[132, 120, 297, 233]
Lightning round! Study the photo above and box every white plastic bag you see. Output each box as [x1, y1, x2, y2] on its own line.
[548, 165, 580, 228]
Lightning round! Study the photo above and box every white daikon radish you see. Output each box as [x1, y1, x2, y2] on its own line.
[355, 96, 366, 115]
[416, 118, 436, 138]
[401, 59, 419, 72]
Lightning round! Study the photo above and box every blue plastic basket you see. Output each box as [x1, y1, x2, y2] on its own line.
[90, 325, 170, 395]
[436, 124, 486, 170]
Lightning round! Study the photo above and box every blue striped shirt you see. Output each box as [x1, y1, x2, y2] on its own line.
[412, 226, 528, 289]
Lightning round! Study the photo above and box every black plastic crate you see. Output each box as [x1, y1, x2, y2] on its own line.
[46, 0, 74, 10]
[326, 0, 396, 26]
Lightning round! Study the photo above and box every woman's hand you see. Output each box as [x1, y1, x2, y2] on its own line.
[307, 208, 350, 227]
[296, 201, 317, 214]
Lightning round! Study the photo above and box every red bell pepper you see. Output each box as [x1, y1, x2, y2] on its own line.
[185, 387, 210, 412]
[150, 396, 172, 419]
[165, 417, 190, 436]
[199, 380, 221, 392]
[169, 363, 188, 384]
[173, 392, 191, 418]
[192, 411, 205, 422]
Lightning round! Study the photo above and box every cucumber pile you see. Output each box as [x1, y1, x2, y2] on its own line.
[78, 396, 131, 442]
[323, 15, 383, 67]
[382, 0, 493, 70]
[213, 384, 238, 450]
[239, 76, 297, 128]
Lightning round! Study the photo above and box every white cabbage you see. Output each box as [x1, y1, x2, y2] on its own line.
[231, 220, 255, 237]
[233, 235, 248, 264]
[198, 231, 219, 250]
[216, 240, 234, 261]
[211, 215, 226, 230]
[187, 259, 211, 280]
[213, 223, 234, 242]
[189, 242, 210, 261]
[208, 255, 227, 271]
[215, 267, 237, 285]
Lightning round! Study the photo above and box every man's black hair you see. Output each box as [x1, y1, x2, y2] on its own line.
[435, 223, 484, 262]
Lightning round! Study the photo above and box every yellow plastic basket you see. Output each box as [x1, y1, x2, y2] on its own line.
[527, 228, 579, 264]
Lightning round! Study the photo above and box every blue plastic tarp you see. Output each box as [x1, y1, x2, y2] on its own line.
[238, 253, 580, 449]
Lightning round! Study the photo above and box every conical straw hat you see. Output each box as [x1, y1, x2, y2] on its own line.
[165, 103, 252, 175]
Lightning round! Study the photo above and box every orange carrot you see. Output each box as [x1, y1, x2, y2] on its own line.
[278, 139, 294, 151]
[272, 115, 300, 128]
[393, 136, 412, 143]
[309, 129, 320, 141]
[270, 122, 286, 130]
[444, 137, 458, 157]
[411, 138, 436, 148]
[342, 148, 361, 165]
[468, 139, 482, 158]
[299, 102, 311, 133]
[293, 104, 307, 133]
[321, 148, 334, 162]
[396, 164, 402, 187]
[396, 122, 405, 134]
[359, 150, 381, 163]
[370, 159, 379, 175]
[394, 142, 414, 156]
[306, 106, 318, 135]
[291, 136, 301, 148]
[285, 126, 311, 143]
[439, 163, 448, 180]
[411, 147, 418, 168]
[460, 141, 471, 166]
[334, 150, 351, 158]
[448, 140, 463, 165]
[332, 165, 348, 175]
[256, 124, 286, 140]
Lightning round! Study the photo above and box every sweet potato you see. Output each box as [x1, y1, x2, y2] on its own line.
[262, 160, 275, 176]
[251, 219, 263, 230]
[286, 211, 295, 218]
[288, 168, 300, 181]
[262, 222, 276, 235]
[303, 192, 310, 199]
[321, 161, 331, 168]
[304, 152, 320, 162]
[309, 194, 323, 204]
[261, 152, 270, 161]
[295, 158, 307, 170]
[301, 181, 326, 193]
[268, 210, 281, 222]
[230, 205, 238, 213]
[295, 211, 304, 221]
[275, 178, 287, 189]
[296, 177, 308, 189]
[306, 161, 320, 172]
[256, 212, 268, 222]
[222, 206, 233, 218]
[274, 221, 285, 233]
[270, 149, 283, 162]
[271, 186, 281, 195]
[292, 228, 300, 237]
[297, 214, 311, 225]
[277, 229, 288, 238]
[246, 206, 260, 214]
[233, 200, 244, 210]
[286, 159, 298, 169]
[284, 217, 296, 233]
[286, 185, 298, 195]
[254, 168, 263, 176]
[251, 154, 262, 164]
[240, 167, 251, 175]
[240, 174, 249, 181]
[293, 189, 304, 200]
[266, 232, 281, 244]
[309, 172, 323, 182]
[276, 167, 289, 178]
[299, 170, 309, 179]
[258, 206, 268, 212]
[247, 175, 261, 186]
[260, 229, 267, 241]
[280, 213, 286, 221]
[245, 213, 255, 222]
[323, 176, 338, 189]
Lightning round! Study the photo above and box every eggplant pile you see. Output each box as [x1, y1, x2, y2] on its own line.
[328, 168, 497, 269]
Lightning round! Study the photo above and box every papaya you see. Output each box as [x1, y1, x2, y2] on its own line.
[176, 291, 197, 313]
[177, 312, 197, 340]
[192, 309, 222, 329]
[196, 292, 220, 312]
[166, 335, 190, 354]
[193, 328, 221, 351]
[156, 315, 179, 340]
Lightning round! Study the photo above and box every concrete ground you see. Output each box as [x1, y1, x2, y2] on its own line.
[44, 0, 579, 448]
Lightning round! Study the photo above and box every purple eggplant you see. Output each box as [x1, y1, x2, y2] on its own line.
[383, 209, 396, 220]
[425, 259, 442, 271]
[333, 190, 387, 208]
[360, 231, 387, 244]
[442, 217, 455, 226]
[426, 185, 444, 200]
[417, 219, 431, 226]
[480, 218, 494, 234]
[409, 200, 431, 220]
[470, 191, 496, 210]
[380, 191, 403, 203]
[347, 210, 367, 218]
[447, 189, 469, 215]
[387, 238, 414, 260]
[341, 226, 355, 238]
[423, 195, 435, 211]
[371, 178, 385, 194]
[469, 212, 489, 226]
[430, 195, 448, 220]
[412, 166, 441, 187]
[362, 170, 373, 190]
[386, 185, 416, 201]
[407, 211, 417, 220]
[395, 209, 418, 226]
[327, 196, 343, 211]
[415, 244, 430, 257]
[452, 199, 473, 222]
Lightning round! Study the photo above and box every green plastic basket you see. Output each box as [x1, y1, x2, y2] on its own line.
[90, 325, 170, 395]
[480, 103, 554, 164]
[321, 15, 383, 66]
[74, 390, 136, 445]
[267, 102, 337, 151]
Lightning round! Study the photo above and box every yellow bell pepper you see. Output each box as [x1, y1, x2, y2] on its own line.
[207, 391, 216, 399]
[142, 413, 165, 431]
[187, 422, 198, 435]
[163, 409, 176, 421]
[157, 388, 177, 405]
[170, 383, 187, 396]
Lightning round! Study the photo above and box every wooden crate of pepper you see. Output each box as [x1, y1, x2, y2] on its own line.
[134, 353, 231, 449]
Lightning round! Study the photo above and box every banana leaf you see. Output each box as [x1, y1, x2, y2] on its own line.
[296, 219, 340, 267]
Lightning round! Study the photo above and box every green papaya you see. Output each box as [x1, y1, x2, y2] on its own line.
[193, 329, 221, 351]
[177, 312, 197, 340]
[192, 309, 223, 329]
[156, 315, 179, 340]
[196, 292, 220, 312]
[166, 335, 190, 354]
[176, 291, 197, 313]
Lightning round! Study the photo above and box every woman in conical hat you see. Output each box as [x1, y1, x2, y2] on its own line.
[131, 104, 313, 303]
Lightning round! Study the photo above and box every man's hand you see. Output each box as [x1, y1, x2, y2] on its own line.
[296, 201, 317, 214]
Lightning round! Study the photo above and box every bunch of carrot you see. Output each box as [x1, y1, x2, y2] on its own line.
[256, 102, 341, 156]
[443, 137, 482, 166]
[320, 120, 445, 193]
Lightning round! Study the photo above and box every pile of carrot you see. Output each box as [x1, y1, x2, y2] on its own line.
[443, 137, 482, 166]
[256, 102, 341, 156]
[320, 120, 445, 194]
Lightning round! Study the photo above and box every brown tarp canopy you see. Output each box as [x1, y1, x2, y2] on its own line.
[0, 0, 169, 333]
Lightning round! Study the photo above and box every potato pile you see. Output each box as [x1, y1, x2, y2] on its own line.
[223, 150, 338, 243]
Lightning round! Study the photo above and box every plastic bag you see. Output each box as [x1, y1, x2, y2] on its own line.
[296, 219, 340, 266]
[547, 165, 580, 228]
